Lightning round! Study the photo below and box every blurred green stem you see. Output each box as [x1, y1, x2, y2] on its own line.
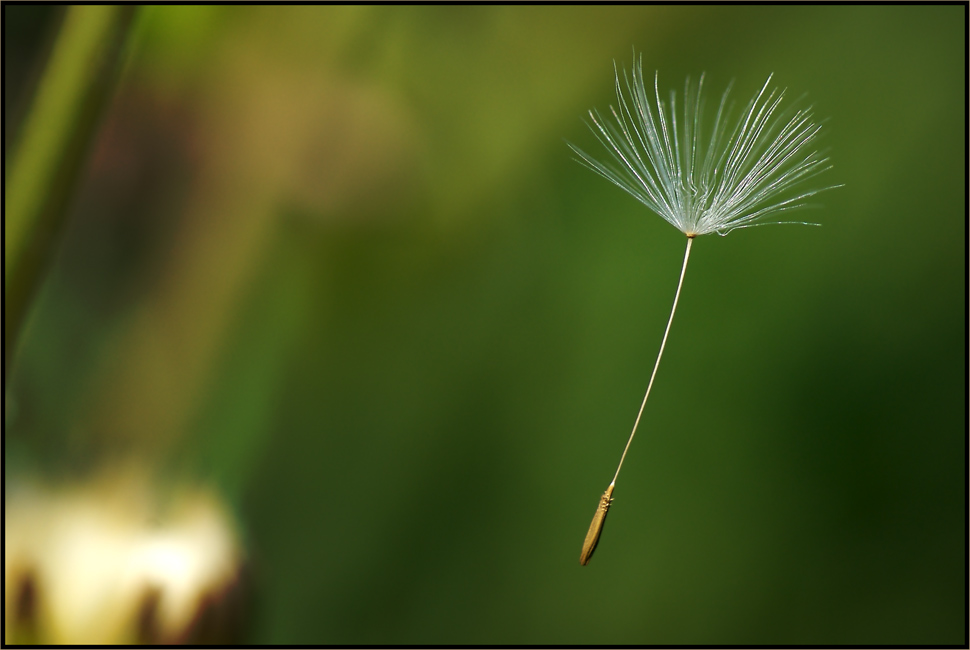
[4, 5, 138, 383]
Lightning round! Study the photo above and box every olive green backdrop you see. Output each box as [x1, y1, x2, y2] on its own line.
[5, 5, 965, 645]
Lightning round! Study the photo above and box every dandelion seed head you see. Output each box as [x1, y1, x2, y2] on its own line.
[569, 53, 837, 237]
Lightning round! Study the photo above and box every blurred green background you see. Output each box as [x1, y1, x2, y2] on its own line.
[4, 4, 965, 645]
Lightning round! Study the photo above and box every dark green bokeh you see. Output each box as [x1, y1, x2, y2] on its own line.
[5, 5, 965, 644]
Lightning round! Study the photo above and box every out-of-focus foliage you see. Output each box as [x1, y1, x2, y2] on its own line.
[4, 5, 965, 645]
[5, 5, 136, 383]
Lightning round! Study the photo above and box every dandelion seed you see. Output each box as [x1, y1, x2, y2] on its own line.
[570, 52, 838, 566]
[580, 483, 614, 566]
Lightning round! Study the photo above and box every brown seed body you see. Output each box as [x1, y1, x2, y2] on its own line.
[580, 484, 614, 565]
